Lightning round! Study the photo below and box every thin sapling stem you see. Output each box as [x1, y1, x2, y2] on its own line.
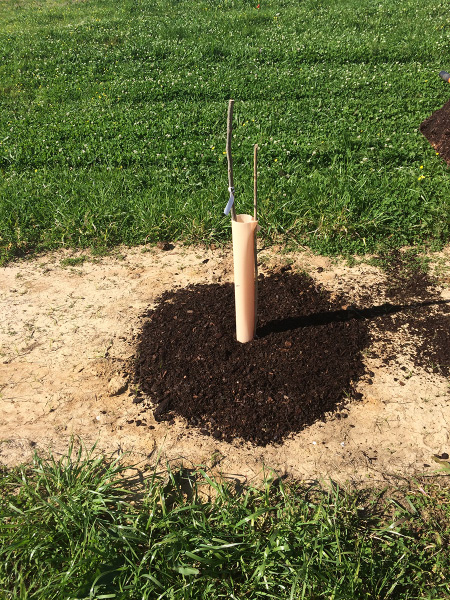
[254, 143, 258, 335]
[227, 99, 237, 222]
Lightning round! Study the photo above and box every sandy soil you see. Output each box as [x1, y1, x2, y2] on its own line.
[1, 242, 450, 487]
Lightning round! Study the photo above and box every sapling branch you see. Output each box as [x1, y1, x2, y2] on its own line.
[254, 143, 258, 334]
[227, 99, 237, 222]
[254, 144, 258, 221]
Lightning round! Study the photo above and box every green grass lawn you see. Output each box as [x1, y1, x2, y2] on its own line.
[1, 0, 450, 262]
[1, 443, 450, 599]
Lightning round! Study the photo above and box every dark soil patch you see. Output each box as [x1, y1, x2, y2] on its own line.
[366, 251, 450, 375]
[420, 97, 450, 165]
[382, 250, 435, 303]
[367, 297, 450, 374]
[135, 273, 371, 445]
[134, 254, 450, 445]
[411, 313, 450, 376]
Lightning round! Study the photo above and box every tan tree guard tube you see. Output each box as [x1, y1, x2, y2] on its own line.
[232, 214, 259, 343]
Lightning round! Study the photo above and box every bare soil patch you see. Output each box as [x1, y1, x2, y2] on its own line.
[2, 244, 450, 486]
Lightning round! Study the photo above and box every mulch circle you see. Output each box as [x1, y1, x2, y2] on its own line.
[420, 96, 450, 165]
[135, 272, 370, 445]
[134, 255, 450, 446]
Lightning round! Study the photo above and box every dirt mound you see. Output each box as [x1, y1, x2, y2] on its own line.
[420, 96, 450, 164]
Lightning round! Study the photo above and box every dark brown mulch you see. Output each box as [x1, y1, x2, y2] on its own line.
[134, 255, 450, 446]
[420, 96, 450, 165]
[382, 250, 436, 303]
[411, 312, 450, 376]
[135, 273, 371, 445]
[367, 251, 450, 376]
[369, 296, 450, 376]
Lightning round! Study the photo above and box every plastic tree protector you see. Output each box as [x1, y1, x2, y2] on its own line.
[232, 214, 259, 343]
